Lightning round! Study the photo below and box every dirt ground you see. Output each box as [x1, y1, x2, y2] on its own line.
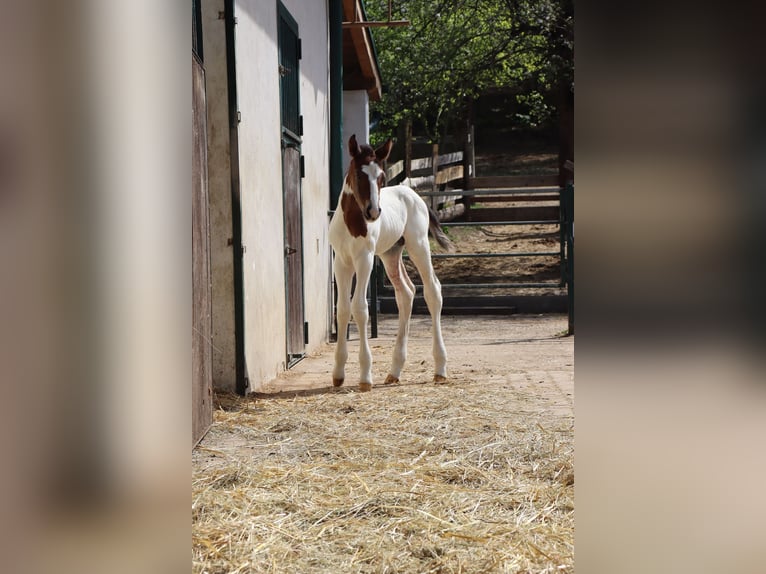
[258, 314, 572, 400]
[193, 315, 573, 573]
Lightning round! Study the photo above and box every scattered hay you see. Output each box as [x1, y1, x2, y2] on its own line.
[193, 379, 573, 573]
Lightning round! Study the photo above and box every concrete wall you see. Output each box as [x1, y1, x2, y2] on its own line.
[342, 90, 370, 174]
[234, 0, 285, 389]
[234, 0, 331, 391]
[202, 0, 236, 392]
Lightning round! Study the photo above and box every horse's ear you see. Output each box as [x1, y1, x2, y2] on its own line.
[348, 134, 360, 157]
[375, 138, 393, 162]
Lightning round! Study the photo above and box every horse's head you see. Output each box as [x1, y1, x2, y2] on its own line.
[345, 134, 393, 222]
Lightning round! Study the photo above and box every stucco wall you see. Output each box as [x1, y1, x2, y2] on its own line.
[342, 90, 370, 174]
[202, 0, 237, 392]
[235, 0, 331, 391]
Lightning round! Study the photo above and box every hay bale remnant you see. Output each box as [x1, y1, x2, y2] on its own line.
[193, 364, 573, 573]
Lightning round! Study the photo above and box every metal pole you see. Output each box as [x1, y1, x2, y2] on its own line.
[370, 260, 378, 339]
[225, 0, 247, 395]
[329, 0, 343, 209]
[559, 191, 566, 287]
[329, 0, 343, 343]
[563, 183, 574, 334]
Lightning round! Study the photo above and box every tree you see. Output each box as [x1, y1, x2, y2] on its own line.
[365, 0, 573, 143]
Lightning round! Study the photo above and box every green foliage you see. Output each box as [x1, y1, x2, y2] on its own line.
[365, 0, 573, 142]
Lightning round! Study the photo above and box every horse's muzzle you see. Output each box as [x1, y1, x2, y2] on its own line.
[364, 206, 381, 221]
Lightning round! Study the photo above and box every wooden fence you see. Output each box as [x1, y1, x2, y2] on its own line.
[463, 174, 560, 223]
[385, 145, 468, 220]
[369, 130, 572, 319]
[384, 143, 561, 225]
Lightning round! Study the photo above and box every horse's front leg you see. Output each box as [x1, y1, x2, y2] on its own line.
[332, 257, 353, 387]
[351, 253, 374, 391]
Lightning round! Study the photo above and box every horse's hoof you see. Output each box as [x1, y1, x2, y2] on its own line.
[383, 374, 400, 385]
[332, 378, 344, 387]
[433, 374, 448, 384]
[358, 382, 372, 392]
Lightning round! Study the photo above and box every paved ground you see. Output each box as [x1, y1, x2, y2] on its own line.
[258, 314, 573, 418]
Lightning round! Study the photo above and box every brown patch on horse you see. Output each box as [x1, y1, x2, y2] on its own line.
[341, 192, 367, 238]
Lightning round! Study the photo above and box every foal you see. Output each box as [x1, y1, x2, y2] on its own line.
[329, 135, 453, 391]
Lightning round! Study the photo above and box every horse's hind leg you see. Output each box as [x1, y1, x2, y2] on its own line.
[380, 248, 415, 384]
[407, 239, 448, 382]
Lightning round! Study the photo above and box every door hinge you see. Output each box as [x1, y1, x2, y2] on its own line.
[304, 321, 309, 345]
[240, 244, 246, 256]
[297, 39, 302, 60]
[300, 155, 305, 178]
[299, 115, 303, 136]
[237, 110, 241, 123]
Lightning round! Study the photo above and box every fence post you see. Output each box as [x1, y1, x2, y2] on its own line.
[404, 118, 412, 179]
[463, 124, 475, 220]
[431, 143, 439, 210]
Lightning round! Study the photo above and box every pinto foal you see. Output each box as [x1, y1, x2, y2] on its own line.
[329, 135, 453, 391]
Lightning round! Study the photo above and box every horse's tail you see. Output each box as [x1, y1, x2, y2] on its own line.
[427, 207, 455, 252]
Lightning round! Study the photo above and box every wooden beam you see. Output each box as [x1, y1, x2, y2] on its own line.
[470, 174, 560, 189]
[466, 206, 560, 222]
[385, 159, 404, 181]
[437, 151, 463, 166]
[435, 165, 463, 185]
[343, 0, 382, 99]
[342, 21, 409, 28]
[471, 194, 560, 203]
[436, 202, 465, 222]
[409, 151, 463, 172]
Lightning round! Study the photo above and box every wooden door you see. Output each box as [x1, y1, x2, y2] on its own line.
[278, 3, 305, 364]
[282, 143, 304, 362]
